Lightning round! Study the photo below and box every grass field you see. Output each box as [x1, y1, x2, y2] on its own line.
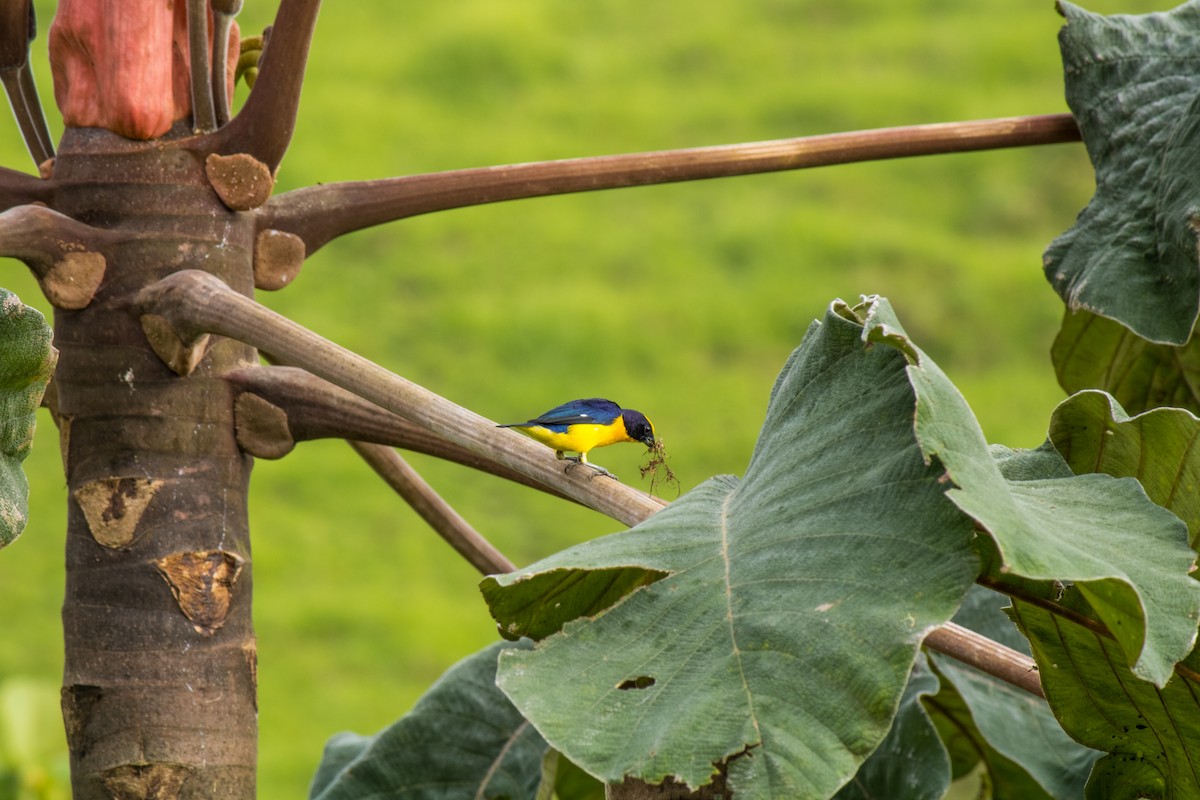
[0, 0, 1181, 796]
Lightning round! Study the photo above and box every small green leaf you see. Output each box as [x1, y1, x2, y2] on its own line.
[309, 640, 548, 800]
[1045, 2, 1200, 345]
[484, 297, 979, 799]
[0, 288, 55, 549]
[1049, 389, 1200, 544]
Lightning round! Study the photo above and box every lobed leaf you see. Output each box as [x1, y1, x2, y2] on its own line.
[0, 288, 55, 549]
[483, 295, 1200, 796]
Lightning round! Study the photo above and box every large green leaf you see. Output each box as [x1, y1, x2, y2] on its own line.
[1011, 595, 1200, 799]
[308, 640, 549, 800]
[484, 298, 980, 799]
[0, 289, 55, 549]
[1052, 308, 1200, 416]
[1048, 389, 1200, 545]
[884, 298, 1200, 686]
[1044, 1, 1200, 345]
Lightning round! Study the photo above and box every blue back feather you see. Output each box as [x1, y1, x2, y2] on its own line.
[503, 398, 623, 432]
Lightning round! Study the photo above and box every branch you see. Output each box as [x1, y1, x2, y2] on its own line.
[0, 204, 114, 308]
[136, 271, 1065, 698]
[135, 270, 666, 526]
[0, 164, 51, 209]
[349, 441, 516, 575]
[260, 113, 1081, 256]
[185, 0, 216, 132]
[923, 622, 1043, 698]
[223, 364, 569, 499]
[210, 0, 320, 170]
[135, 272, 1068, 694]
[0, 0, 54, 167]
[979, 574, 1200, 688]
[210, 0, 243, 127]
[977, 574, 1110, 638]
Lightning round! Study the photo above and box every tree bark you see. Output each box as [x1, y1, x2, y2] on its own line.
[52, 126, 258, 800]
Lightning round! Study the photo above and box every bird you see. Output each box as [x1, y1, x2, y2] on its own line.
[499, 398, 656, 477]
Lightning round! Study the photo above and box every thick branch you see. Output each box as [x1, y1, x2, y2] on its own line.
[923, 622, 1043, 698]
[223, 364, 569, 499]
[138, 272, 1066, 696]
[210, 0, 319, 169]
[0, 0, 54, 166]
[260, 113, 1081, 256]
[0, 204, 115, 308]
[136, 270, 666, 526]
[0, 164, 51, 208]
[349, 441, 516, 576]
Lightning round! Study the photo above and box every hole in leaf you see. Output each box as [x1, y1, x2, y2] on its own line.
[617, 675, 656, 690]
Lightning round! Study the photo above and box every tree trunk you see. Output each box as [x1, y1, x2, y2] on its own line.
[53, 125, 258, 800]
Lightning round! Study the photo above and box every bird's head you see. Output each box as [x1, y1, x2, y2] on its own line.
[622, 409, 656, 449]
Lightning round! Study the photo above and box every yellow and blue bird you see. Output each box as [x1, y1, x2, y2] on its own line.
[499, 398, 656, 477]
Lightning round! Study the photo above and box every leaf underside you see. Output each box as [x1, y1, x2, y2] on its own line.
[1052, 308, 1200, 416]
[1012, 597, 1200, 800]
[0, 288, 56, 549]
[870, 303, 1200, 688]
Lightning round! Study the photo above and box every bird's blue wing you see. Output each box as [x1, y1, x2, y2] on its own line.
[527, 398, 622, 427]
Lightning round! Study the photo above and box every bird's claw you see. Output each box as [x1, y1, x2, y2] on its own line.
[564, 458, 618, 481]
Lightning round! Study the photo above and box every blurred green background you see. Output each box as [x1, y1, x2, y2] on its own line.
[0, 0, 1179, 796]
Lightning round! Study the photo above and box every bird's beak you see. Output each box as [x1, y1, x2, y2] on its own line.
[641, 435, 656, 449]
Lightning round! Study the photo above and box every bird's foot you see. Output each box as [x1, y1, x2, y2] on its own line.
[564, 458, 618, 480]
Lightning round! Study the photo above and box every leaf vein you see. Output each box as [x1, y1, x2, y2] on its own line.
[721, 491, 761, 746]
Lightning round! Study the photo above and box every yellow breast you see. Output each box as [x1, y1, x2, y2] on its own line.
[519, 419, 631, 455]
